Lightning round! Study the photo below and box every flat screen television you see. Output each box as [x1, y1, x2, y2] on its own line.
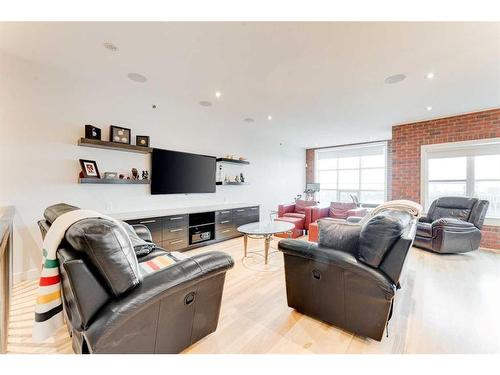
[151, 148, 216, 194]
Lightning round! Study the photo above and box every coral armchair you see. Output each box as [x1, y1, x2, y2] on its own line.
[277, 200, 317, 230]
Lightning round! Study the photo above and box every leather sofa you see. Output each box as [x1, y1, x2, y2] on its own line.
[38, 203, 234, 354]
[414, 197, 489, 254]
[308, 202, 368, 242]
[277, 200, 317, 231]
[278, 209, 417, 341]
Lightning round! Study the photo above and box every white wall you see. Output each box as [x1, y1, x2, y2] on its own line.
[0, 52, 305, 281]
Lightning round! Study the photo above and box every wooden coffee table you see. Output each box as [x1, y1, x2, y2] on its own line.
[237, 221, 295, 264]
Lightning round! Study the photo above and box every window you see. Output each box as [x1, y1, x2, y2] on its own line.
[315, 142, 387, 205]
[422, 138, 500, 219]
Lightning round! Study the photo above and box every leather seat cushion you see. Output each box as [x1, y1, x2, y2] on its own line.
[416, 222, 432, 238]
[358, 210, 411, 268]
[65, 218, 142, 296]
[283, 212, 306, 219]
[318, 220, 360, 255]
[275, 216, 305, 229]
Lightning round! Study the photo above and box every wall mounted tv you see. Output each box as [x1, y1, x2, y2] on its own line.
[151, 148, 216, 194]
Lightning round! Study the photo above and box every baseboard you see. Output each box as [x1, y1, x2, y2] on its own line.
[13, 268, 40, 284]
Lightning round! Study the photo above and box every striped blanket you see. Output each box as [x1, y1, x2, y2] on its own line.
[138, 251, 188, 276]
[33, 209, 126, 342]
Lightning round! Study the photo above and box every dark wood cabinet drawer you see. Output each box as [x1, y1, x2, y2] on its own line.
[164, 214, 188, 228]
[162, 237, 188, 252]
[126, 217, 163, 244]
[163, 226, 188, 241]
[216, 227, 240, 240]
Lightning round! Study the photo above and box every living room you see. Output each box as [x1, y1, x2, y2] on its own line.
[1, 1, 499, 373]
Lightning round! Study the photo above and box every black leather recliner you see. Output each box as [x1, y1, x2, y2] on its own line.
[38, 203, 234, 354]
[413, 197, 489, 254]
[278, 209, 417, 341]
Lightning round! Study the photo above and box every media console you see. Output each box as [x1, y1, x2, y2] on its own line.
[121, 204, 260, 252]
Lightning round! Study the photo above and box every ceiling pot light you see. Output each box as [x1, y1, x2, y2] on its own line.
[103, 42, 119, 51]
[199, 101, 212, 107]
[243, 118, 255, 123]
[267, 115, 273, 120]
[215, 91, 222, 99]
[426, 72, 435, 80]
[426, 105, 433, 111]
[127, 73, 147, 83]
[384, 74, 406, 84]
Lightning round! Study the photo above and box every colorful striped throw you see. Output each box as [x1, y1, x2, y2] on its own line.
[33, 209, 130, 342]
[138, 252, 189, 276]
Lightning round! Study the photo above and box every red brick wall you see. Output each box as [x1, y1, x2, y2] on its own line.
[392, 108, 500, 249]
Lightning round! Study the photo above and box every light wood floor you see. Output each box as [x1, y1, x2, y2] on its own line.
[7, 236, 500, 354]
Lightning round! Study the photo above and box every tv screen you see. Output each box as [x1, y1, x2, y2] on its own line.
[151, 148, 216, 194]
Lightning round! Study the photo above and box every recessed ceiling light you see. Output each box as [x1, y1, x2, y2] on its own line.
[127, 73, 147, 83]
[199, 101, 212, 107]
[426, 105, 433, 111]
[103, 42, 119, 51]
[267, 115, 273, 120]
[426, 72, 435, 80]
[384, 74, 406, 84]
[243, 118, 255, 123]
[215, 91, 222, 99]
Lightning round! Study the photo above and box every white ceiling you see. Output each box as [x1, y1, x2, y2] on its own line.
[1, 22, 499, 148]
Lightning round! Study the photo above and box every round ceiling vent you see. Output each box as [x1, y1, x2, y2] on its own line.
[127, 73, 147, 83]
[199, 101, 213, 107]
[103, 42, 119, 51]
[243, 118, 255, 123]
[384, 74, 406, 84]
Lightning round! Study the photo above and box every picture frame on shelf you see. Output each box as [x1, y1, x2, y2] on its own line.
[79, 159, 101, 178]
[85, 124, 101, 140]
[136, 135, 150, 147]
[109, 125, 131, 144]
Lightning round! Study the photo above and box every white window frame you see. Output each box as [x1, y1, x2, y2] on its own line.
[421, 138, 500, 226]
[314, 141, 388, 205]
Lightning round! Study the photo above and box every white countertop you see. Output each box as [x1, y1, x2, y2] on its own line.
[110, 202, 261, 221]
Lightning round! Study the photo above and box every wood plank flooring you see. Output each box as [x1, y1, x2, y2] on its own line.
[7, 236, 500, 354]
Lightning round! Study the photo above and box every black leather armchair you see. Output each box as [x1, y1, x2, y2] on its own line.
[278, 209, 417, 341]
[414, 197, 489, 254]
[38, 204, 234, 354]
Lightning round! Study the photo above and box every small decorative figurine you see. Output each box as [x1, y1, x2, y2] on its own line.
[141, 170, 149, 180]
[119, 174, 126, 179]
[240, 172, 245, 182]
[131, 168, 139, 180]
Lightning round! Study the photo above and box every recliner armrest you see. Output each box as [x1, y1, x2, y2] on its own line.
[84, 251, 234, 352]
[432, 217, 476, 232]
[131, 224, 153, 243]
[278, 239, 395, 299]
[419, 215, 431, 223]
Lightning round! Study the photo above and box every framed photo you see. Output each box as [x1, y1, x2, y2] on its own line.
[85, 124, 101, 140]
[79, 159, 101, 178]
[109, 125, 131, 144]
[136, 135, 150, 147]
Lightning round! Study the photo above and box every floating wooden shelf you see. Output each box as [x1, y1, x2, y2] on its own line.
[78, 138, 153, 154]
[216, 181, 248, 186]
[216, 158, 250, 165]
[79, 178, 150, 185]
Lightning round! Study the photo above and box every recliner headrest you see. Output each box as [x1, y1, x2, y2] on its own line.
[434, 197, 477, 210]
[44, 203, 79, 224]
